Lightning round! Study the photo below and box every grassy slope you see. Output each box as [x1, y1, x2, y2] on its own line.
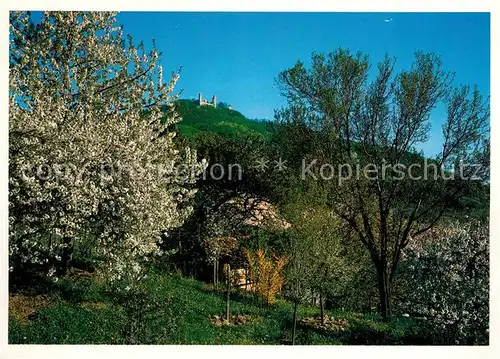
[173, 99, 273, 141]
[9, 272, 426, 345]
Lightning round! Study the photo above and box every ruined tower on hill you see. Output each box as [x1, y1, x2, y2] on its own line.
[198, 93, 217, 108]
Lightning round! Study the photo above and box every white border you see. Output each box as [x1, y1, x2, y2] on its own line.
[1, 1, 497, 359]
[1, 0, 497, 11]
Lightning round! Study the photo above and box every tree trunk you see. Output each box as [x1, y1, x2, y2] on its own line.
[215, 259, 219, 290]
[226, 264, 231, 323]
[292, 300, 298, 346]
[213, 260, 217, 286]
[319, 292, 325, 325]
[376, 261, 391, 321]
[245, 268, 248, 290]
[178, 240, 183, 276]
[60, 236, 73, 276]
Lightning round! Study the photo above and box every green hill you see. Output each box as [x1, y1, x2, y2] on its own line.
[172, 99, 273, 141]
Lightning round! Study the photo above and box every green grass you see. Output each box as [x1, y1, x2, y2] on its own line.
[9, 272, 427, 345]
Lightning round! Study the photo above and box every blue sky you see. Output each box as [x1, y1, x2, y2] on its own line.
[117, 12, 489, 156]
[29, 12, 490, 156]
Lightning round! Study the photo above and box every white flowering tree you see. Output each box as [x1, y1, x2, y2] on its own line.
[398, 221, 489, 344]
[9, 11, 205, 287]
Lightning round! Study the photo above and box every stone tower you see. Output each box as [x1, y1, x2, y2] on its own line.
[197, 92, 217, 108]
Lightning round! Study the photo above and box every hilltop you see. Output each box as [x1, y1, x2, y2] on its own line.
[172, 99, 273, 141]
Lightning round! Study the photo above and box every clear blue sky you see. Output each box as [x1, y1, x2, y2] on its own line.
[117, 12, 490, 156]
[30, 12, 490, 156]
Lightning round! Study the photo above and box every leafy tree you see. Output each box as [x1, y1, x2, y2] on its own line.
[281, 185, 375, 316]
[246, 248, 288, 305]
[281, 216, 315, 345]
[163, 132, 286, 279]
[217, 101, 231, 109]
[204, 236, 238, 288]
[9, 11, 204, 288]
[276, 49, 489, 319]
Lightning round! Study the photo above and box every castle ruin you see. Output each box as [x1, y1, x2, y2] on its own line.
[198, 93, 217, 108]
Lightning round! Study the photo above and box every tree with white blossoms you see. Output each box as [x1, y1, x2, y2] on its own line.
[9, 11, 206, 287]
[398, 221, 489, 344]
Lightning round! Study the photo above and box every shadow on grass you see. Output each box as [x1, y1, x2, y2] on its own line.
[296, 319, 430, 345]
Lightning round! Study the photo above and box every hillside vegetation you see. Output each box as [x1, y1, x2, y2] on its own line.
[173, 99, 273, 141]
[9, 272, 427, 345]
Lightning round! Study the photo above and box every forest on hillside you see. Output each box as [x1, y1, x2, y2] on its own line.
[173, 99, 273, 140]
[8, 11, 490, 346]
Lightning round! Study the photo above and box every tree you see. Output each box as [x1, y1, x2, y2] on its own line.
[282, 231, 311, 345]
[9, 11, 205, 287]
[280, 182, 376, 316]
[163, 131, 286, 279]
[276, 49, 489, 319]
[398, 220, 489, 344]
[246, 248, 288, 305]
